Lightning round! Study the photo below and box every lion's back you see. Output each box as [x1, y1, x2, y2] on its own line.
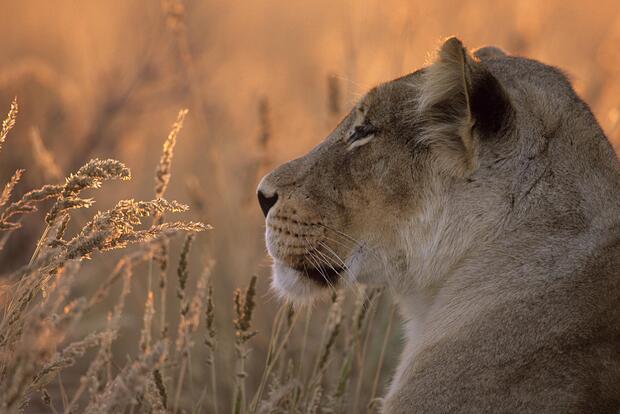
[385, 233, 620, 414]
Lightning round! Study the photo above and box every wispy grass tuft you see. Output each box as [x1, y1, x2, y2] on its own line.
[232, 275, 258, 414]
[155, 108, 188, 200]
[0, 98, 18, 152]
[29, 127, 62, 181]
[0, 99, 396, 414]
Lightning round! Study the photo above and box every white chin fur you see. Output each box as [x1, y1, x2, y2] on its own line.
[271, 261, 329, 303]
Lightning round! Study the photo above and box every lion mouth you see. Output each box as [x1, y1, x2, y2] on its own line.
[291, 263, 343, 286]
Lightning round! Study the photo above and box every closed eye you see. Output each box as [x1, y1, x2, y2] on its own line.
[348, 123, 378, 143]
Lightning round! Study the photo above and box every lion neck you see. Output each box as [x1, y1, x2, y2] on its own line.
[383, 129, 620, 401]
[383, 171, 516, 390]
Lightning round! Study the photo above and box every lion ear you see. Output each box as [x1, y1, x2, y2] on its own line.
[417, 37, 512, 172]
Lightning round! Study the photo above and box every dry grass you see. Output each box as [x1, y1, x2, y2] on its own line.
[0, 103, 209, 413]
[0, 101, 395, 413]
[1, 2, 619, 413]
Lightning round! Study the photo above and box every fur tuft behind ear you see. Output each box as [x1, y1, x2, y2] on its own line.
[416, 37, 512, 173]
[473, 46, 507, 60]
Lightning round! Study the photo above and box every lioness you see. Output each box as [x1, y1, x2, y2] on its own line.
[257, 37, 620, 413]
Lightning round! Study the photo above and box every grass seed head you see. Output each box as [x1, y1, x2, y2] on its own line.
[233, 275, 258, 345]
[0, 184, 63, 230]
[152, 368, 168, 409]
[0, 169, 24, 210]
[46, 158, 131, 225]
[155, 108, 188, 200]
[176, 233, 195, 303]
[0, 98, 18, 152]
[205, 282, 216, 350]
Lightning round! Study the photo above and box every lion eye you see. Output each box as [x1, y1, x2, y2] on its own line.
[348, 123, 378, 142]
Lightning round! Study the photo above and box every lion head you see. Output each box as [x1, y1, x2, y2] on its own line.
[257, 37, 603, 302]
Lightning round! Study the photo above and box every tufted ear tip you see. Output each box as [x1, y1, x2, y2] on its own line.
[417, 36, 475, 118]
[439, 37, 466, 59]
[416, 36, 513, 173]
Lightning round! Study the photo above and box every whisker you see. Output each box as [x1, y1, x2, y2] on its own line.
[308, 242, 345, 281]
[321, 233, 358, 251]
[318, 224, 381, 260]
[303, 246, 338, 293]
[313, 241, 366, 302]
[318, 223, 364, 246]
[306, 239, 361, 300]
[316, 241, 354, 279]
[321, 233, 382, 265]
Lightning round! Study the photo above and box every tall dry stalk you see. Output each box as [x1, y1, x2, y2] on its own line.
[65, 265, 133, 413]
[29, 127, 62, 182]
[155, 108, 189, 200]
[256, 97, 272, 177]
[172, 234, 202, 412]
[0, 98, 17, 152]
[351, 288, 382, 412]
[302, 291, 344, 411]
[368, 304, 397, 412]
[153, 108, 189, 341]
[160, 0, 209, 137]
[83, 341, 167, 414]
[249, 303, 299, 414]
[232, 275, 258, 414]
[203, 281, 218, 414]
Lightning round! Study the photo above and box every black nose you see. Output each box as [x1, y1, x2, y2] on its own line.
[257, 190, 278, 217]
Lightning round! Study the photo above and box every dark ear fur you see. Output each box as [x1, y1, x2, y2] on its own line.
[416, 37, 513, 171]
[470, 68, 513, 137]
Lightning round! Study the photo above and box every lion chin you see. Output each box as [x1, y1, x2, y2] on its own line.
[270, 261, 328, 302]
[270, 260, 343, 302]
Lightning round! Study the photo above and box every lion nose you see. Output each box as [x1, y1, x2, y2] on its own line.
[257, 189, 278, 217]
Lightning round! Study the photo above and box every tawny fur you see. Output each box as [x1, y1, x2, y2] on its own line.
[258, 37, 620, 413]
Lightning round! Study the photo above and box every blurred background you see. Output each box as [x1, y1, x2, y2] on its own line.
[1, 0, 619, 411]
